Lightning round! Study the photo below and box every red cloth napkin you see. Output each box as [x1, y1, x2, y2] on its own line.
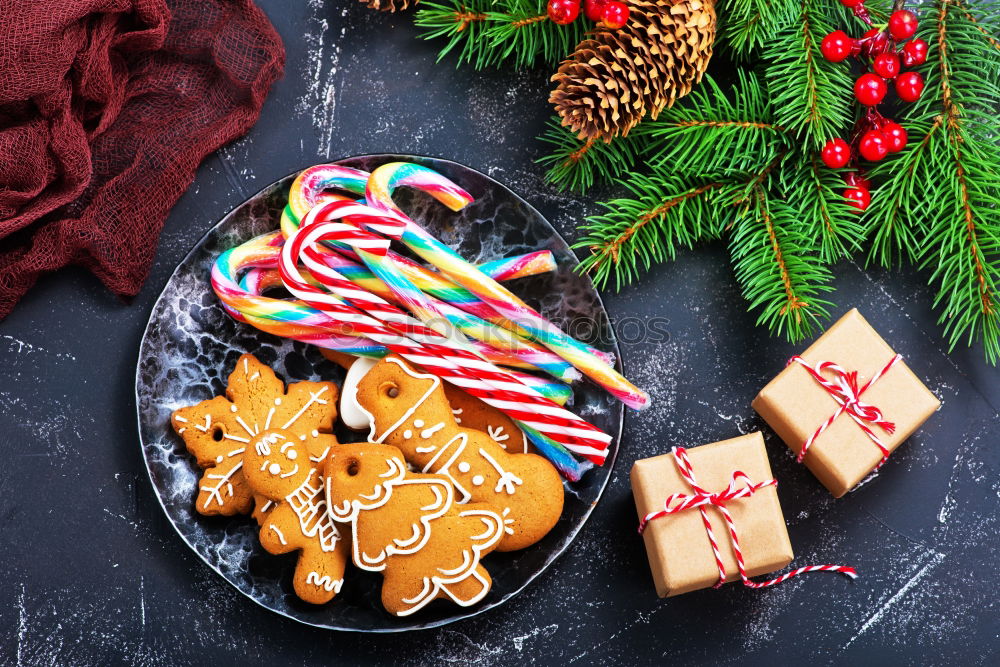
[0, 0, 285, 318]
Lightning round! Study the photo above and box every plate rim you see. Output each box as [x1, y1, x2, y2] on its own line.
[134, 153, 625, 632]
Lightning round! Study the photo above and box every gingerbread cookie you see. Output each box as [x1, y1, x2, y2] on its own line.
[324, 442, 504, 616]
[342, 356, 564, 552]
[242, 431, 349, 604]
[171, 354, 340, 517]
[322, 349, 528, 454]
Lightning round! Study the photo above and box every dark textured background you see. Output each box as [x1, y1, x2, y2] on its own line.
[2, 1, 997, 664]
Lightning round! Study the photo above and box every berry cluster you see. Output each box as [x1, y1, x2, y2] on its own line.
[818, 1, 927, 211]
[547, 0, 630, 29]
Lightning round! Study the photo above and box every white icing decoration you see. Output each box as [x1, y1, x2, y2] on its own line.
[235, 415, 256, 437]
[455, 418, 462, 424]
[249, 371, 260, 381]
[268, 463, 281, 475]
[487, 425, 509, 443]
[280, 386, 330, 430]
[264, 407, 275, 430]
[269, 524, 288, 545]
[478, 448, 523, 495]
[200, 461, 243, 509]
[415, 445, 436, 454]
[260, 500, 274, 513]
[472, 475, 484, 486]
[260, 461, 269, 471]
[287, 450, 298, 460]
[340, 357, 379, 430]
[422, 434, 472, 503]
[177, 428, 186, 434]
[311, 429, 319, 438]
[279, 464, 299, 478]
[306, 571, 343, 593]
[227, 448, 244, 457]
[287, 469, 340, 552]
[458, 462, 471, 473]
[194, 414, 212, 432]
[420, 422, 446, 439]
[280, 442, 293, 453]
[275, 398, 282, 405]
[230, 405, 237, 413]
[366, 358, 441, 443]
[215, 455, 223, 463]
[223, 433, 249, 443]
[451, 409, 463, 415]
[403, 430, 413, 439]
[413, 419, 425, 428]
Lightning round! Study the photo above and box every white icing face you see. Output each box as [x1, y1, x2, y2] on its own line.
[340, 357, 379, 430]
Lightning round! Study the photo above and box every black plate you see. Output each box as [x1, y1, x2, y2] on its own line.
[135, 155, 624, 631]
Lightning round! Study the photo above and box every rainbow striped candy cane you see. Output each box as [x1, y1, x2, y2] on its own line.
[214, 232, 548, 372]
[284, 165, 617, 368]
[289, 202, 610, 457]
[364, 162, 649, 410]
[280, 209, 605, 476]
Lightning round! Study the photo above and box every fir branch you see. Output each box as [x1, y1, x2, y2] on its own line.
[572, 174, 728, 290]
[764, 0, 854, 151]
[729, 186, 835, 342]
[645, 72, 792, 176]
[536, 117, 650, 193]
[414, 0, 585, 70]
[911, 0, 1000, 361]
[862, 116, 940, 268]
[716, 0, 799, 57]
[778, 152, 865, 263]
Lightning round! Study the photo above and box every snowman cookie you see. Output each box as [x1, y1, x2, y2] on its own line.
[340, 355, 564, 551]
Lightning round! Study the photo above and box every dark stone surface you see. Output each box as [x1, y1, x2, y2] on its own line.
[1, 1, 997, 664]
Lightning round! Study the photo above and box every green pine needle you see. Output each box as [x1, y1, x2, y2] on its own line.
[717, 0, 799, 57]
[536, 118, 650, 194]
[572, 173, 729, 291]
[414, 0, 584, 70]
[729, 188, 835, 342]
[644, 71, 793, 176]
[764, 0, 855, 151]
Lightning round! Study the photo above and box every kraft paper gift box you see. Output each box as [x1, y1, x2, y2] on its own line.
[630, 432, 793, 597]
[752, 308, 940, 498]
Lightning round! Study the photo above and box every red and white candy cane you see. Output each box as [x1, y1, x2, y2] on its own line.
[278, 205, 613, 462]
[789, 354, 902, 471]
[638, 447, 857, 589]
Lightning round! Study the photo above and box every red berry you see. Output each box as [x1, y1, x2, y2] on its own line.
[888, 10, 918, 40]
[895, 71, 924, 102]
[547, 0, 580, 24]
[881, 122, 908, 152]
[844, 187, 871, 211]
[859, 130, 888, 161]
[599, 0, 629, 29]
[902, 38, 928, 66]
[821, 138, 851, 168]
[583, 0, 606, 22]
[861, 28, 889, 56]
[839, 0, 865, 7]
[873, 52, 900, 79]
[854, 73, 887, 106]
[821, 31, 854, 62]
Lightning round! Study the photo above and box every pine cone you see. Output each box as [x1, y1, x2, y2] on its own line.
[361, 0, 417, 11]
[550, 0, 717, 142]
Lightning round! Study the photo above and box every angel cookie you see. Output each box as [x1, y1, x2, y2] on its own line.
[341, 355, 564, 551]
[170, 354, 339, 517]
[324, 443, 504, 616]
[243, 431, 349, 604]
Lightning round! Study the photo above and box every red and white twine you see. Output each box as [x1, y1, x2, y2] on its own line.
[638, 447, 856, 589]
[788, 354, 901, 471]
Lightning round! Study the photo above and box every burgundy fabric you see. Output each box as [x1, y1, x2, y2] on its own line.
[0, 0, 285, 318]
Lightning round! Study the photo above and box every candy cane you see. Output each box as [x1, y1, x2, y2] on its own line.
[283, 168, 617, 368]
[279, 209, 609, 471]
[363, 162, 647, 410]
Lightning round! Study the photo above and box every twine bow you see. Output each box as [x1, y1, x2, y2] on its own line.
[638, 447, 856, 589]
[789, 354, 902, 472]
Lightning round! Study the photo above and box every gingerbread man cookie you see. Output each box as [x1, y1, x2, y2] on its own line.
[243, 431, 349, 604]
[322, 349, 529, 454]
[342, 356, 564, 552]
[324, 443, 504, 616]
[171, 354, 339, 517]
